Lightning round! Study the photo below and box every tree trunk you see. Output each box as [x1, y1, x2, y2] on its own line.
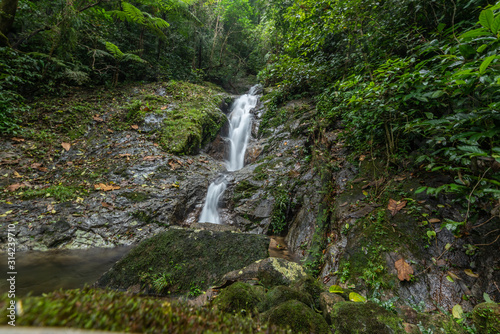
[0, 0, 19, 46]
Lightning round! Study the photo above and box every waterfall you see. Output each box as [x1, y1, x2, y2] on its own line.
[198, 175, 227, 224]
[199, 85, 260, 224]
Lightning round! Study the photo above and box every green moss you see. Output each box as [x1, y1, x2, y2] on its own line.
[329, 301, 405, 334]
[97, 229, 269, 296]
[120, 191, 151, 202]
[264, 286, 314, 311]
[233, 180, 260, 202]
[131, 211, 163, 226]
[19, 184, 87, 202]
[267, 300, 330, 334]
[0, 288, 284, 333]
[473, 302, 500, 334]
[292, 276, 326, 309]
[213, 282, 265, 316]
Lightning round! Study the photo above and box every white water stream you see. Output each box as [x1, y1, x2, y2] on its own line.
[199, 86, 260, 224]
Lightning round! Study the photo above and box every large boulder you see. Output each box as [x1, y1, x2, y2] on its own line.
[221, 257, 307, 287]
[212, 282, 265, 316]
[96, 228, 269, 295]
[328, 301, 406, 334]
[267, 300, 330, 334]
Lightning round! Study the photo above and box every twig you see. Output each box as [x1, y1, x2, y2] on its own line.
[465, 168, 491, 224]
[472, 216, 495, 229]
[474, 233, 500, 247]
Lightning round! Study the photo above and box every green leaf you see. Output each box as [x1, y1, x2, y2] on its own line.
[492, 16, 500, 34]
[415, 186, 427, 194]
[452, 304, 464, 318]
[446, 275, 455, 283]
[427, 230, 436, 239]
[459, 44, 476, 59]
[479, 9, 495, 30]
[460, 28, 490, 40]
[329, 285, 344, 294]
[349, 292, 366, 302]
[477, 44, 488, 53]
[484, 292, 494, 303]
[430, 90, 445, 99]
[457, 145, 487, 156]
[480, 55, 496, 74]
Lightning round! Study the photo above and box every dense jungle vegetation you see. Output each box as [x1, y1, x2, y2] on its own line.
[1, 0, 499, 206]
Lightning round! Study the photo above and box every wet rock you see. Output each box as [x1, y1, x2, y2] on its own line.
[221, 257, 307, 287]
[212, 281, 265, 316]
[292, 275, 327, 309]
[329, 301, 406, 334]
[95, 228, 269, 296]
[473, 302, 500, 334]
[264, 286, 314, 310]
[267, 300, 330, 334]
[319, 292, 345, 324]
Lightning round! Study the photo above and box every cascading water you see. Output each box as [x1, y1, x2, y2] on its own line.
[199, 85, 260, 224]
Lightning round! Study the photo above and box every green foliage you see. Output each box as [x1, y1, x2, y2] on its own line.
[19, 184, 87, 202]
[270, 180, 291, 234]
[0, 288, 282, 333]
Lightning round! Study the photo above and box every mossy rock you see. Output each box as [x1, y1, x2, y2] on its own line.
[257, 257, 307, 287]
[213, 282, 265, 316]
[293, 275, 326, 309]
[264, 286, 314, 311]
[473, 302, 500, 334]
[96, 228, 269, 296]
[329, 301, 406, 334]
[267, 300, 330, 334]
[319, 292, 345, 324]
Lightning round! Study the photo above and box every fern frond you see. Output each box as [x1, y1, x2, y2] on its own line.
[122, 1, 145, 24]
[150, 16, 170, 29]
[108, 10, 131, 23]
[105, 42, 124, 59]
[122, 53, 147, 63]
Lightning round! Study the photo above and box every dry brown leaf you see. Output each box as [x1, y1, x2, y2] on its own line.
[107, 129, 114, 133]
[168, 160, 180, 170]
[93, 115, 104, 122]
[359, 155, 366, 161]
[5, 183, 25, 192]
[94, 183, 120, 191]
[131, 125, 139, 130]
[388, 198, 407, 216]
[161, 105, 168, 110]
[11, 137, 25, 142]
[464, 269, 479, 278]
[119, 154, 131, 157]
[61, 142, 71, 151]
[38, 167, 48, 172]
[394, 176, 406, 182]
[428, 218, 441, 223]
[447, 271, 460, 281]
[143, 156, 158, 161]
[395, 258, 414, 281]
[0, 159, 20, 165]
[102, 202, 114, 209]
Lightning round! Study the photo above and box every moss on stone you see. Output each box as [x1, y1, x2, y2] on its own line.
[213, 282, 265, 316]
[257, 257, 307, 287]
[329, 301, 406, 334]
[120, 191, 151, 202]
[264, 286, 314, 311]
[233, 180, 260, 202]
[267, 300, 330, 334]
[472, 302, 500, 334]
[96, 229, 269, 296]
[292, 275, 326, 309]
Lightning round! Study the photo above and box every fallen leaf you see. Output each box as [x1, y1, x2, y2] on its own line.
[428, 218, 441, 223]
[5, 183, 25, 192]
[119, 154, 131, 157]
[452, 304, 463, 319]
[359, 155, 366, 161]
[13, 171, 22, 178]
[143, 156, 157, 161]
[94, 183, 120, 191]
[161, 105, 168, 110]
[154, 143, 159, 147]
[388, 199, 407, 216]
[131, 125, 139, 130]
[395, 258, 414, 281]
[464, 269, 479, 278]
[446, 275, 454, 283]
[329, 285, 344, 294]
[11, 137, 25, 142]
[447, 271, 460, 281]
[169, 160, 180, 170]
[394, 176, 406, 182]
[61, 142, 71, 151]
[102, 202, 114, 209]
[349, 292, 367, 302]
[107, 129, 114, 133]
[0, 159, 20, 165]
[93, 115, 104, 122]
